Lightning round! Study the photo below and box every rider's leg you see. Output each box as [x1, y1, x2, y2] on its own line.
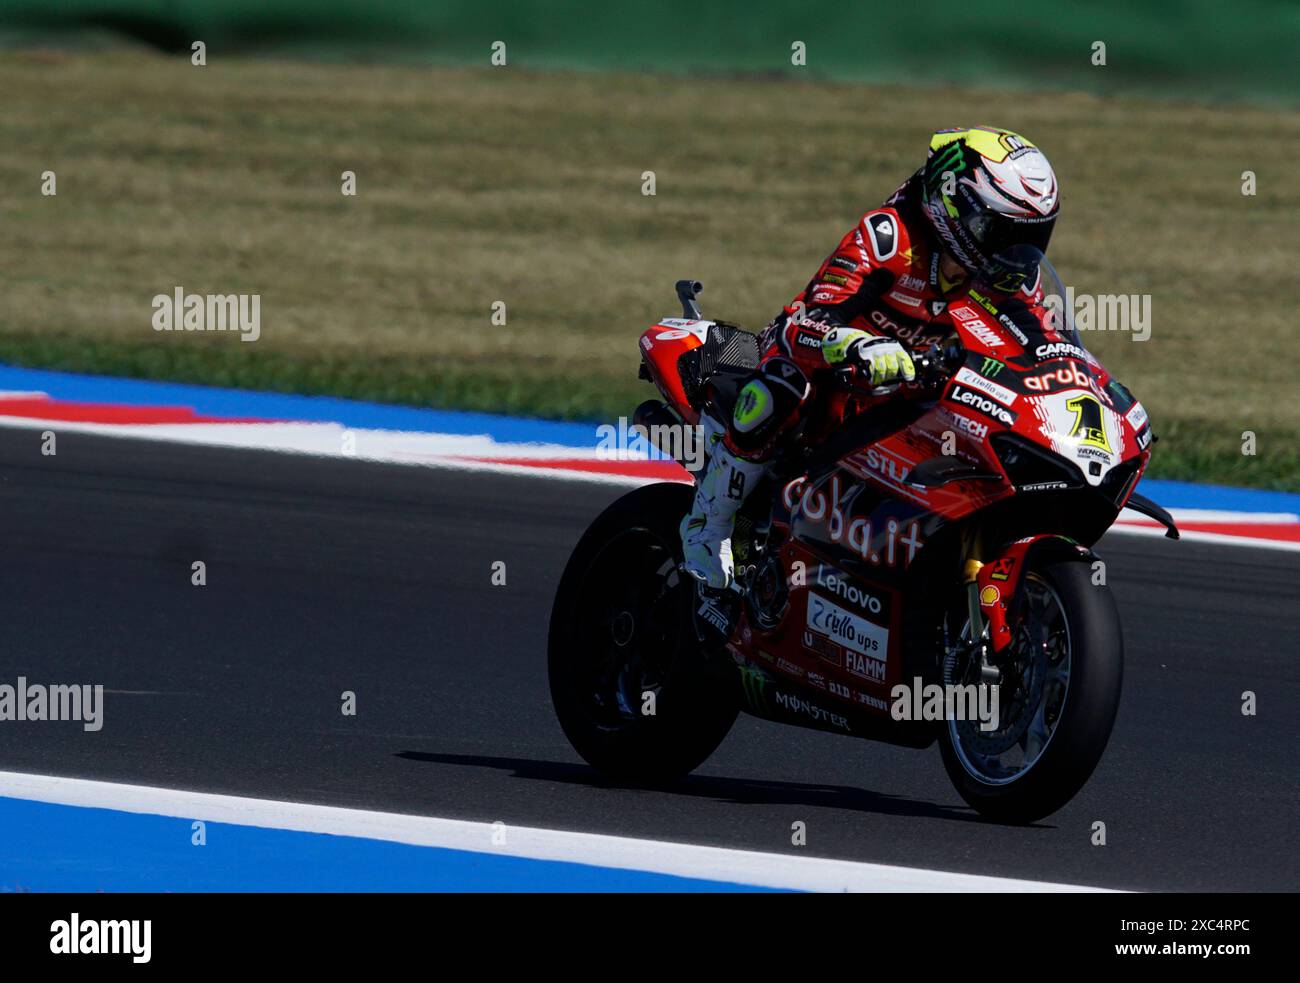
[680, 357, 810, 590]
[679, 416, 766, 590]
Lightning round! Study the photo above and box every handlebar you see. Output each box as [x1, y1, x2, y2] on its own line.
[834, 367, 904, 398]
[834, 341, 955, 397]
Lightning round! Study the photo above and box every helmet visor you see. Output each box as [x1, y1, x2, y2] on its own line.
[963, 209, 1055, 258]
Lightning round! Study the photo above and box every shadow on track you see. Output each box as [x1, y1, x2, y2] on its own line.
[395, 750, 1022, 826]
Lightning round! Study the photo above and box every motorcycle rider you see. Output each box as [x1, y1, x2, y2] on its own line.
[680, 126, 1061, 590]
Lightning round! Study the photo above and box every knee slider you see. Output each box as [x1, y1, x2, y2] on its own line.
[729, 359, 808, 454]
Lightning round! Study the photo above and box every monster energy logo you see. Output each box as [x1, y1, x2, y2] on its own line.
[981, 357, 1004, 377]
[738, 665, 770, 714]
[928, 142, 965, 189]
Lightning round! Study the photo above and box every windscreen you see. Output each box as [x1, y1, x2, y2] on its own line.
[1037, 259, 1084, 349]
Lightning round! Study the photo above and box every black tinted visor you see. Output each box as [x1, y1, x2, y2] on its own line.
[964, 210, 1055, 257]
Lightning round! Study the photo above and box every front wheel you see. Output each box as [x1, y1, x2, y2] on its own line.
[548, 482, 738, 785]
[938, 557, 1122, 823]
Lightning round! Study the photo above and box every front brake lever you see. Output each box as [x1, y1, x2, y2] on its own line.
[835, 365, 908, 397]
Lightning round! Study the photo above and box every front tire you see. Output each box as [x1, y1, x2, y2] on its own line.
[939, 557, 1122, 823]
[548, 482, 738, 785]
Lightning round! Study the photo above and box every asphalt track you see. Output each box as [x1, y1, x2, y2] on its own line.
[0, 426, 1295, 891]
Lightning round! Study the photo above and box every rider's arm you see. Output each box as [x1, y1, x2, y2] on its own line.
[770, 252, 893, 370]
[794, 238, 913, 382]
[768, 208, 917, 386]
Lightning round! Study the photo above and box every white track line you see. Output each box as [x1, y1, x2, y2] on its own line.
[0, 771, 1115, 893]
[1106, 521, 1300, 553]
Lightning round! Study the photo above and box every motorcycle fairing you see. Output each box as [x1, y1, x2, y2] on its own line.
[639, 320, 710, 423]
[732, 658, 936, 749]
[734, 456, 961, 722]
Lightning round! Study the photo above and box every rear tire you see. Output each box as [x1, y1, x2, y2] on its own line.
[548, 482, 738, 785]
[939, 557, 1122, 824]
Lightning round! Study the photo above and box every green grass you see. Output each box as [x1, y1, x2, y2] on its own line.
[0, 51, 1296, 489]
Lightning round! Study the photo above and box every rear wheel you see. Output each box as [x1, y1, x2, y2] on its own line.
[938, 557, 1122, 823]
[548, 482, 738, 784]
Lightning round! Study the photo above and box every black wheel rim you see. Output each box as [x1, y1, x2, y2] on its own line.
[567, 527, 685, 731]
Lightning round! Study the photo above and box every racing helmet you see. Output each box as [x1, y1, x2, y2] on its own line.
[921, 126, 1059, 278]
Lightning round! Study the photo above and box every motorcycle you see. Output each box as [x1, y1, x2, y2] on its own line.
[548, 264, 1178, 823]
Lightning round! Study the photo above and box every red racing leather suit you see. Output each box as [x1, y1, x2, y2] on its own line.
[727, 173, 972, 460]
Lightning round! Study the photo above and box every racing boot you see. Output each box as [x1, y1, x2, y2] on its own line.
[679, 429, 767, 593]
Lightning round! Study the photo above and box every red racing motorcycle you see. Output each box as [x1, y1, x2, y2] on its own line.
[549, 265, 1178, 823]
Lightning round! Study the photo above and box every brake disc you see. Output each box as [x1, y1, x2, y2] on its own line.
[955, 626, 1045, 756]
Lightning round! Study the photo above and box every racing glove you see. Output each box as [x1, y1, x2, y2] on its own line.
[821, 327, 916, 386]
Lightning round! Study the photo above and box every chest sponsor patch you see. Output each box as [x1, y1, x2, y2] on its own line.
[887, 290, 924, 308]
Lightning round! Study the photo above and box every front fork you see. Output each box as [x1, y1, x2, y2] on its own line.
[960, 527, 1095, 668]
[960, 526, 1003, 684]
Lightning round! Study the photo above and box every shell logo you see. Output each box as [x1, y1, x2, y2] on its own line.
[979, 585, 1001, 606]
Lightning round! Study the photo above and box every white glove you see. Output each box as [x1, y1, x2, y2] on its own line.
[822, 328, 916, 385]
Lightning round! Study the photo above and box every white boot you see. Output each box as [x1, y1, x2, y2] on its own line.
[679, 423, 767, 591]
